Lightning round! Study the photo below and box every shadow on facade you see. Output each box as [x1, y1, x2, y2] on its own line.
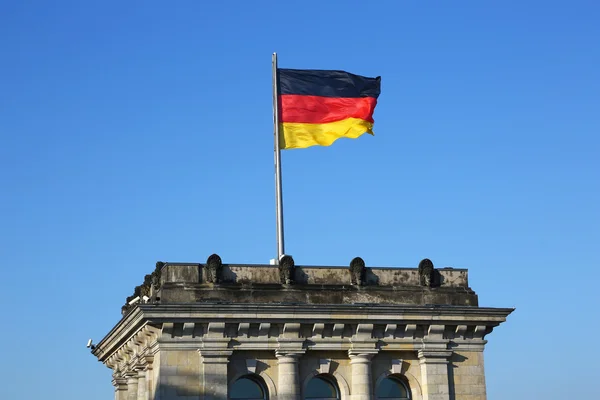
[448, 353, 467, 400]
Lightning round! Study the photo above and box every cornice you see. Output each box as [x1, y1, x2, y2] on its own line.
[92, 308, 151, 362]
[137, 303, 513, 321]
[93, 302, 513, 370]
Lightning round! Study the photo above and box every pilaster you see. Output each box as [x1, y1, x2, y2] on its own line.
[418, 350, 453, 400]
[199, 350, 233, 400]
[199, 322, 232, 400]
[112, 376, 128, 400]
[125, 372, 139, 400]
[135, 364, 148, 400]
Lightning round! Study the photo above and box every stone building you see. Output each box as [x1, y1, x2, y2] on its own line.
[92, 255, 512, 400]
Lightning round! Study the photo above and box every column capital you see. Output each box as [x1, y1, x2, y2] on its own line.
[112, 376, 128, 389]
[142, 354, 154, 370]
[199, 349, 233, 364]
[418, 349, 453, 364]
[275, 350, 305, 362]
[134, 359, 150, 373]
[348, 349, 379, 363]
[123, 370, 138, 379]
[201, 337, 231, 350]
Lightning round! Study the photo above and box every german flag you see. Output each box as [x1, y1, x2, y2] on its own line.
[277, 69, 381, 149]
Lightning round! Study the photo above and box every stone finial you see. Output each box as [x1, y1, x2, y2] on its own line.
[152, 261, 165, 292]
[278, 255, 295, 284]
[349, 257, 366, 286]
[121, 260, 165, 316]
[140, 274, 152, 298]
[205, 254, 223, 284]
[418, 258, 435, 287]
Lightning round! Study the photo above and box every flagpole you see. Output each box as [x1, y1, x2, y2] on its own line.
[272, 52, 285, 262]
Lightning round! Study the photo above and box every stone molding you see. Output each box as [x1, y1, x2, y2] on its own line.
[275, 350, 306, 360]
[136, 303, 512, 319]
[112, 376, 128, 390]
[199, 349, 233, 364]
[418, 350, 453, 364]
[348, 351, 378, 363]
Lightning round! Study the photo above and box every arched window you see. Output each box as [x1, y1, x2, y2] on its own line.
[305, 375, 339, 400]
[230, 375, 268, 400]
[376, 375, 410, 399]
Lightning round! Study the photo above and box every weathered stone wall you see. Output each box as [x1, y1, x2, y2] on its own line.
[150, 352, 160, 400]
[158, 350, 201, 399]
[450, 351, 487, 400]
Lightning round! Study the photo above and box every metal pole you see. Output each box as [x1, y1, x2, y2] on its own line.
[273, 52, 285, 261]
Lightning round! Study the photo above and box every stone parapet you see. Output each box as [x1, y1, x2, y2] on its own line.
[160, 263, 470, 287]
[154, 261, 477, 307]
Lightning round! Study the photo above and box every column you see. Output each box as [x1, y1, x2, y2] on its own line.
[418, 350, 453, 400]
[348, 351, 376, 400]
[200, 350, 232, 400]
[112, 376, 128, 400]
[276, 351, 303, 400]
[136, 368, 147, 400]
[126, 372, 139, 400]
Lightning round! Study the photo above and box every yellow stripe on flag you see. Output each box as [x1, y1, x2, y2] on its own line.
[280, 117, 374, 150]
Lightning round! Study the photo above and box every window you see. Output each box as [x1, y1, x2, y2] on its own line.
[305, 375, 339, 400]
[376, 375, 410, 399]
[230, 375, 267, 400]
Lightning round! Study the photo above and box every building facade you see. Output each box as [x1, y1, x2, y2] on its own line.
[92, 255, 512, 400]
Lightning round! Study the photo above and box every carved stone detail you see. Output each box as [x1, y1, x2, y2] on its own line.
[418, 258, 435, 287]
[349, 257, 366, 286]
[384, 324, 397, 338]
[278, 255, 295, 284]
[205, 254, 223, 284]
[246, 359, 258, 374]
[152, 261, 164, 292]
[391, 359, 404, 374]
[122, 261, 165, 316]
[319, 359, 332, 374]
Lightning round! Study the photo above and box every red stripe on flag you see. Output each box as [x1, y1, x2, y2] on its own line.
[279, 94, 377, 124]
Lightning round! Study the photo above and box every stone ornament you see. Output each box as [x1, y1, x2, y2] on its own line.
[278, 255, 295, 284]
[152, 261, 165, 292]
[121, 261, 164, 316]
[349, 257, 366, 286]
[206, 254, 223, 284]
[418, 258, 434, 287]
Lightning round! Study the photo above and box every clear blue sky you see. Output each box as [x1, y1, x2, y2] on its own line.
[1, 1, 598, 399]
